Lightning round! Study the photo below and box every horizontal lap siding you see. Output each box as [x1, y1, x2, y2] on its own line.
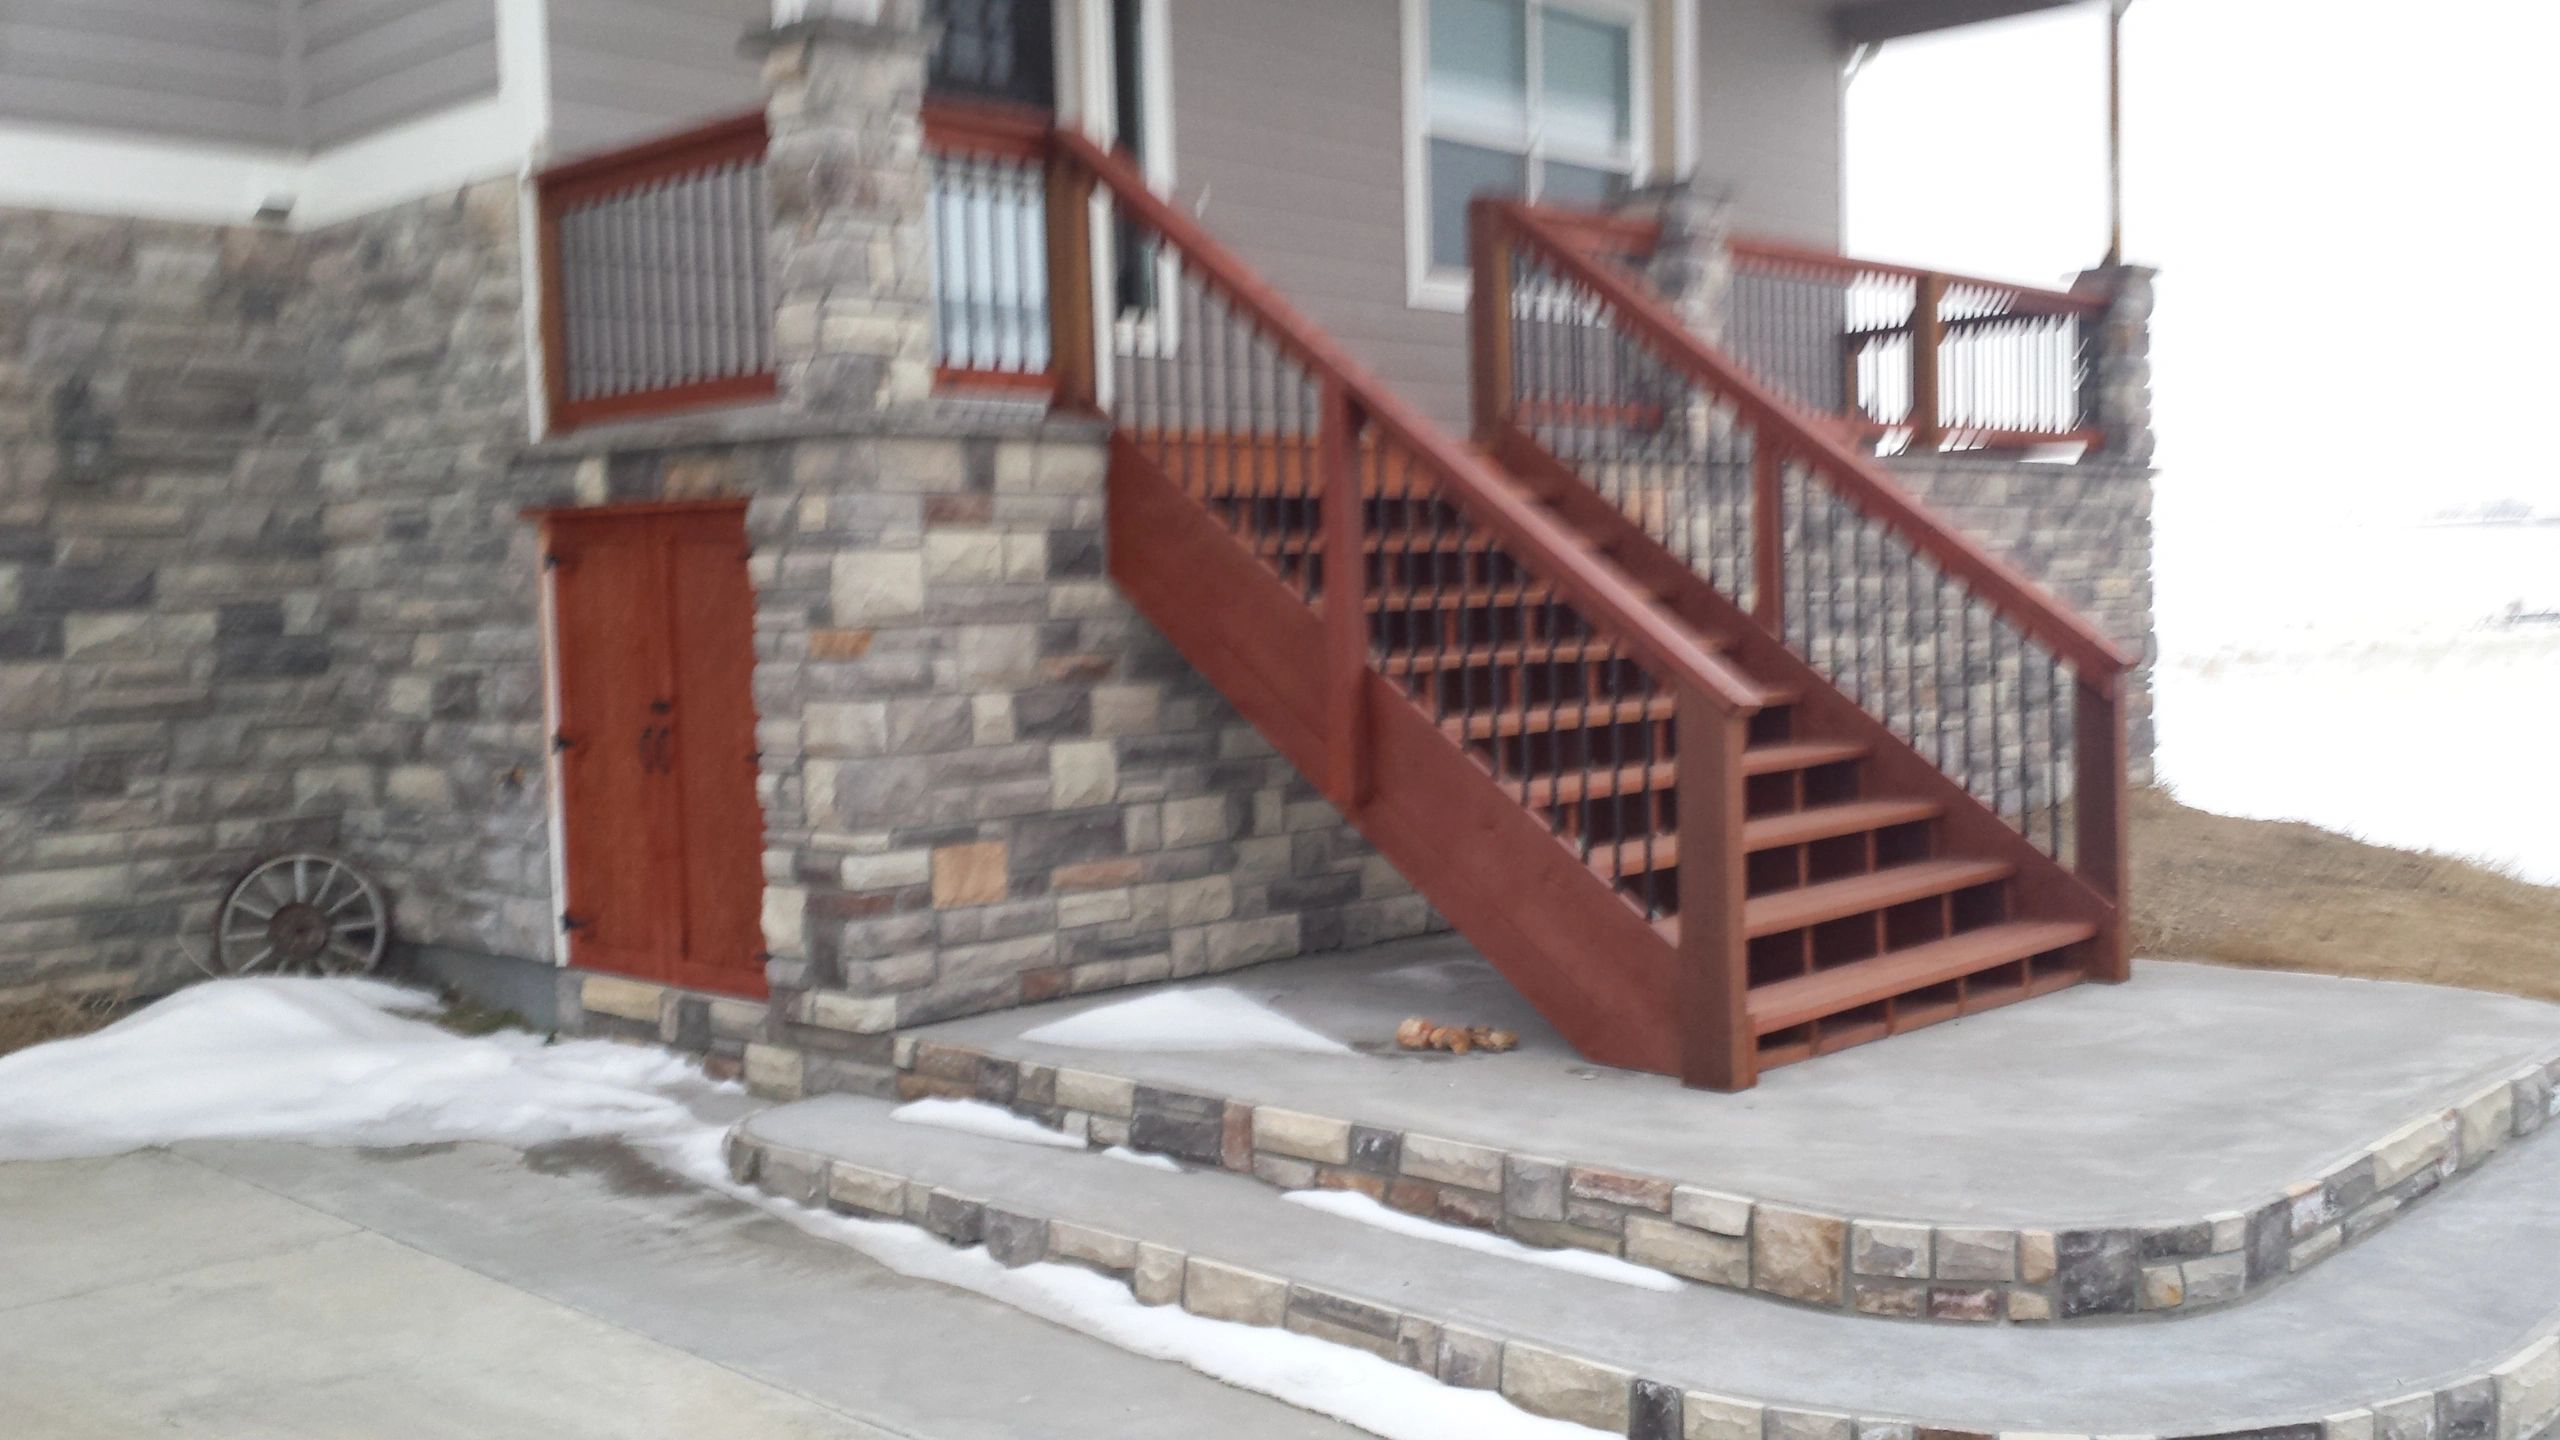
[1696, 0, 1844, 246]
[0, 0, 293, 146]
[1168, 0, 1472, 427]
[543, 0, 765, 158]
[299, 0, 501, 148]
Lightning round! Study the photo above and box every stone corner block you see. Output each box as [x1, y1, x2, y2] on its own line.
[1498, 1341, 1633, 1433]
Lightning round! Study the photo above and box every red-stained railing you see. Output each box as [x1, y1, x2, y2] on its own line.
[534, 112, 776, 433]
[1723, 237, 2108, 452]
[1474, 199, 2132, 974]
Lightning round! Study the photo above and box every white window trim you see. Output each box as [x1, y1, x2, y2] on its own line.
[1399, 0, 1667, 313]
[1059, 0, 1180, 376]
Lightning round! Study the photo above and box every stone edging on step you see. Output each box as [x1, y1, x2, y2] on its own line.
[724, 1121, 2560, 1440]
[885, 1036, 2560, 1325]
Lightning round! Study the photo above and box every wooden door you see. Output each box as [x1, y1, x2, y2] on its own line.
[543, 502, 767, 999]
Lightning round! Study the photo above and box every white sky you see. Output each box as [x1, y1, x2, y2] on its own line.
[1845, 0, 2560, 523]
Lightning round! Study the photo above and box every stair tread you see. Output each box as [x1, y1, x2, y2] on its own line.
[1742, 856, 2013, 937]
[1381, 640, 1641, 676]
[1365, 584, 1557, 612]
[1442, 696, 1675, 739]
[735, 1091, 2560, 1430]
[1741, 739, 1867, 776]
[1742, 798, 1941, 851]
[1748, 919, 2098, 1034]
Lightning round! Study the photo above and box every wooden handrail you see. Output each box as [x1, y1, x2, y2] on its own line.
[535, 109, 769, 206]
[921, 96, 1052, 160]
[1490, 200, 2134, 686]
[1048, 130, 1772, 718]
[1727, 234, 2108, 318]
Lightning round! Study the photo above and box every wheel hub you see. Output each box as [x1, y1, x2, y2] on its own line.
[267, 902, 333, 963]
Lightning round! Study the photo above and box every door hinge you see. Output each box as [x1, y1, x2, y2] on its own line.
[559, 912, 587, 934]
[551, 731, 573, 754]
[542, 551, 563, 570]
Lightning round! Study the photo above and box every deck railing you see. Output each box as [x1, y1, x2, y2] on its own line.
[1474, 199, 2132, 967]
[1723, 237, 2106, 452]
[923, 98, 1057, 392]
[533, 112, 776, 433]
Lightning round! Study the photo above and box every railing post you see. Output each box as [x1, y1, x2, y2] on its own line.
[1909, 270, 1946, 451]
[1751, 441, 1785, 634]
[1466, 200, 1516, 446]
[1320, 378, 1372, 815]
[1675, 690, 1754, 1091]
[1045, 147, 1100, 414]
[2073, 671, 2130, 983]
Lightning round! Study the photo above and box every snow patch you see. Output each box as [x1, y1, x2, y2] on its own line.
[892, 1097, 1087, 1150]
[650, 1137, 1611, 1440]
[1021, 987, 1354, 1055]
[0, 978, 707, 1163]
[1281, 1188, 1684, 1292]
[1101, 1144, 1184, 1172]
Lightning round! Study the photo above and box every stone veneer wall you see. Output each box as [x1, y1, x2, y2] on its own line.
[537, 415, 1435, 1095]
[0, 207, 339, 999]
[1883, 453, 2158, 786]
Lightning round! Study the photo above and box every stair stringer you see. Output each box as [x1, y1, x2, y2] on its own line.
[1107, 434, 1685, 1076]
[1490, 425, 2119, 951]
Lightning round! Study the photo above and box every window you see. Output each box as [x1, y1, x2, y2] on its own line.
[1407, 0, 1645, 306]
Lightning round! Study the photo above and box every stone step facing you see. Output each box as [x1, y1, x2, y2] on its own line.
[881, 950, 2560, 1324]
[726, 1093, 2560, 1440]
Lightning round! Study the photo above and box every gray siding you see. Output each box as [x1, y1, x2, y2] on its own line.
[0, 0, 294, 147]
[1164, 0, 1849, 426]
[1697, 0, 1844, 244]
[299, 0, 501, 149]
[543, 0, 765, 158]
[1169, 0, 1471, 424]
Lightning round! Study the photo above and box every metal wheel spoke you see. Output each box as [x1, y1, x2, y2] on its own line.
[291, 856, 310, 902]
[332, 916, 378, 936]
[240, 945, 277, 973]
[308, 862, 342, 910]
[233, 897, 277, 921]
[326, 888, 370, 916]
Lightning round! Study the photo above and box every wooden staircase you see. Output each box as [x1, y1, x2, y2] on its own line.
[1043, 131, 2132, 1090]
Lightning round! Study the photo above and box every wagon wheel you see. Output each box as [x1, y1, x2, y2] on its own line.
[205, 853, 389, 977]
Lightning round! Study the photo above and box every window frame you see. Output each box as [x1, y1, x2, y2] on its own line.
[1400, 0, 1656, 313]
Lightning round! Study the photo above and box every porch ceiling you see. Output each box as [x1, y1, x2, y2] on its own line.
[1822, 0, 2089, 46]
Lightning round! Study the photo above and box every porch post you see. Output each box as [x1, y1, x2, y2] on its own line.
[2073, 263, 2158, 465]
[748, 2, 939, 414]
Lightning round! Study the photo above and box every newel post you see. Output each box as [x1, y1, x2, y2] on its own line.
[1044, 148, 1100, 413]
[2072, 262, 2158, 465]
[1751, 443, 1785, 633]
[1465, 200, 1516, 445]
[1909, 271, 1947, 451]
[2074, 672, 2131, 983]
[1675, 690, 1754, 1091]
[750, 2, 939, 413]
[1319, 379, 1372, 815]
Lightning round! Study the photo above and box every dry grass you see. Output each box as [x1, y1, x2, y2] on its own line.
[2132, 787, 2560, 999]
[0, 988, 124, 1059]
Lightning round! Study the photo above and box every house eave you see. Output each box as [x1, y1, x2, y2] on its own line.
[1831, 0, 2087, 47]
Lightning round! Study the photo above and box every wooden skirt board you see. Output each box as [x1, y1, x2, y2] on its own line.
[537, 500, 768, 999]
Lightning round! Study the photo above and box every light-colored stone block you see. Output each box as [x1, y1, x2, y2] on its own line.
[797, 990, 898, 1033]
[831, 550, 924, 623]
[2139, 1261, 2184, 1310]
[2373, 1115, 2455, 1189]
[1753, 1205, 1847, 1304]
[1671, 1186, 1753, 1237]
[1768, 1408, 1855, 1440]
[931, 840, 1008, 908]
[841, 847, 931, 892]
[579, 975, 664, 1023]
[1401, 1133, 1504, 1192]
[826, 1161, 906, 1216]
[1851, 1221, 1931, 1279]
[1684, 1392, 1765, 1440]
[1625, 1216, 1749, 1287]
[1048, 1221, 1141, 1273]
[2495, 1335, 2560, 1439]
[1251, 1107, 1353, 1165]
[2459, 1084, 2517, 1169]
[2018, 1229, 2058, 1285]
[1934, 1227, 2017, 1282]
[1183, 1258, 1288, 1326]
[1498, 1342, 1632, 1432]
[1049, 741, 1118, 808]
[1133, 1242, 1184, 1305]
[1054, 1068, 1136, 1118]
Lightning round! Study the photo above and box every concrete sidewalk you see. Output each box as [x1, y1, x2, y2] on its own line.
[0, 1140, 1360, 1440]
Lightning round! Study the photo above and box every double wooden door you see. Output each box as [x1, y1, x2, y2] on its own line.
[541, 501, 767, 998]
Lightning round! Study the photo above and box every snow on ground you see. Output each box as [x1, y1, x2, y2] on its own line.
[649, 1131, 1610, 1440]
[892, 1096, 1088, 1150]
[0, 978, 707, 1162]
[0, 977, 1603, 1440]
[1103, 1144, 1185, 1172]
[1281, 1188, 1683, 1292]
[1021, 987, 1354, 1055]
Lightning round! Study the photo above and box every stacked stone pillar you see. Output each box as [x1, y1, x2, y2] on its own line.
[1618, 173, 1738, 347]
[751, 2, 938, 414]
[2074, 263, 2158, 466]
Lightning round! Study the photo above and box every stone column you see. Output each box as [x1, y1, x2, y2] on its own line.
[749, 2, 938, 413]
[1616, 173, 1737, 346]
[2074, 263, 2157, 465]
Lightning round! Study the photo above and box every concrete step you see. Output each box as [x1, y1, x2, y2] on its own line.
[887, 947, 2560, 1324]
[728, 1092, 2560, 1440]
